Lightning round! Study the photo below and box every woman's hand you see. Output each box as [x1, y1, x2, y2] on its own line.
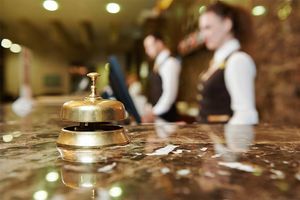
[142, 111, 155, 123]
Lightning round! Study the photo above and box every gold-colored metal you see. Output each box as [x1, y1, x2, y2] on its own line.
[61, 168, 101, 189]
[61, 99, 126, 122]
[60, 163, 108, 189]
[60, 72, 126, 122]
[58, 146, 117, 163]
[57, 125, 129, 148]
[57, 71, 130, 163]
[87, 72, 100, 99]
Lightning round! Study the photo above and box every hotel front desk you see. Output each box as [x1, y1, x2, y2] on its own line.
[0, 104, 299, 200]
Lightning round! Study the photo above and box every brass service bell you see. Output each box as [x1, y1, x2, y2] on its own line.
[57, 72, 130, 163]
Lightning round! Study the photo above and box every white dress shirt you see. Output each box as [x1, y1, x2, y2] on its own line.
[152, 50, 181, 116]
[212, 39, 259, 125]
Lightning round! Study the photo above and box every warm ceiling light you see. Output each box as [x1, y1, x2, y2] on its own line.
[10, 44, 22, 53]
[45, 171, 59, 182]
[198, 5, 206, 14]
[278, 4, 292, 20]
[1, 38, 12, 48]
[157, 0, 174, 10]
[252, 5, 266, 16]
[33, 190, 48, 200]
[106, 3, 121, 14]
[43, 0, 59, 11]
[109, 186, 123, 197]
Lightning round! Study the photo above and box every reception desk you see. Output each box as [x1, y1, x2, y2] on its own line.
[0, 104, 299, 200]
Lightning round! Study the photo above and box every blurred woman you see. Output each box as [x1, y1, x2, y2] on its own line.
[197, 1, 258, 124]
[143, 33, 181, 123]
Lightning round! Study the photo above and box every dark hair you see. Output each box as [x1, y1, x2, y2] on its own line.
[145, 32, 174, 52]
[205, 1, 254, 51]
[148, 32, 167, 44]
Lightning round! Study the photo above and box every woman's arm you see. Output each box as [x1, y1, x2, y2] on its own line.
[224, 52, 259, 125]
[153, 58, 181, 116]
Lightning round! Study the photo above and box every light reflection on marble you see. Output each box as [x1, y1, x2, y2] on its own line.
[211, 125, 254, 162]
[0, 104, 300, 200]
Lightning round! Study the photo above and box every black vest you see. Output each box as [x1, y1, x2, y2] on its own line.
[148, 71, 179, 122]
[198, 54, 236, 123]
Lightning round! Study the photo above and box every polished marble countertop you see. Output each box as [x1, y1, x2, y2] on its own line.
[0, 104, 300, 200]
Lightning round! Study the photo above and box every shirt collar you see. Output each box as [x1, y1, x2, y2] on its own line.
[213, 39, 240, 65]
[154, 49, 170, 68]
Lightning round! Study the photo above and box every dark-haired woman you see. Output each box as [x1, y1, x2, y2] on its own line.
[142, 34, 181, 123]
[197, 1, 258, 125]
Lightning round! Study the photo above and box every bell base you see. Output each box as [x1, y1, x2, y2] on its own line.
[57, 124, 129, 163]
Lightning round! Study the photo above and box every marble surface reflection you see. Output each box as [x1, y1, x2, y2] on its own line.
[211, 125, 254, 162]
[0, 104, 300, 200]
